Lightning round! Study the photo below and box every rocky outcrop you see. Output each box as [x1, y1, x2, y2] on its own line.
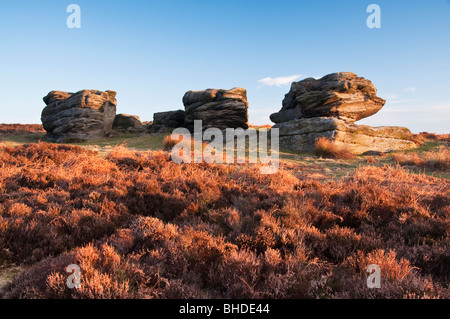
[183, 87, 249, 131]
[270, 72, 385, 124]
[149, 110, 186, 133]
[41, 90, 117, 142]
[270, 72, 417, 154]
[113, 113, 144, 133]
[275, 117, 417, 154]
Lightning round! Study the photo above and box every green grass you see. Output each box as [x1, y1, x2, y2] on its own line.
[0, 132, 167, 153]
[73, 133, 166, 150]
[405, 141, 440, 153]
[0, 133, 47, 146]
[0, 264, 24, 293]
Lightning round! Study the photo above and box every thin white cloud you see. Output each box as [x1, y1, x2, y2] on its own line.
[359, 101, 450, 134]
[385, 94, 398, 100]
[258, 74, 302, 87]
[379, 101, 450, 113]
[425, 102, 450, 112]
[403, 87, 416, 93]
[384, 88, 416, 104]
[388, 99, 417, 105]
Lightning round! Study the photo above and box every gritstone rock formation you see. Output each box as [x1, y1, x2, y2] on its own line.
[149, 110, 186, 133]
[41, 90, 117, 142]
[270, 72, 385, 123]
[271, 72, 417, 154]
[183, 87, 249, 131]
[113, 113, 144, 133]
[276, 117, 417, 154]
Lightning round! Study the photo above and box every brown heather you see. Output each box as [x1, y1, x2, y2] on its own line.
[163, 135, 183, 151]
[163, 135, 209, 154]
[315, 137, 355, 159]
[412, 132, 450, 145]
[0, 124, 45, 135]
[0, 142, 448, 299]
[393, 147, 450, 170]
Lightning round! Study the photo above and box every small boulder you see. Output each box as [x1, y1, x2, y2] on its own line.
[362, 150, 387, 156]
[113, 113, 144, 132]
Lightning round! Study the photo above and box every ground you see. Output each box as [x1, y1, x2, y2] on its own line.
[0, 124, 448, 298]
[1, 125, 448, 180]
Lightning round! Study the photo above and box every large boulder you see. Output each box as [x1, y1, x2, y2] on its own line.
[183, 87, 249, 131]
[113, 113, 144, 132]
[270, 72, 385, 124]
[274, 117, 417, 154]
[269, 72, 417, 154]
[41, 90, 117, 142]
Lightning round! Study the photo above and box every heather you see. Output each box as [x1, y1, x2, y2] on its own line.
[0, 124, 45, 135]
[393, 147, 449, 170]
[315, 137, 355, 159]
[0, 142, 448, 299]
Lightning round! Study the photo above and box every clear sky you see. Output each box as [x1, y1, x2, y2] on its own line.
[1, 0, 449, 133]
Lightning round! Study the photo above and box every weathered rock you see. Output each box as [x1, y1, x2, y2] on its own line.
[183, 87, 249, 131]
[113, 113, 144, 132]
[270, 72, 385, 123]
[147, 110, 186, 133]
[155, 110, 186, 128]
[41, 90, 117, 142]
[274, 117, 417, 154]
[269, 72, 417, 154]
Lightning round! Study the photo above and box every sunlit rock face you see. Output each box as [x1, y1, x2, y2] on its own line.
[270, 72, 385, 124]
[41, 90, 117, 142]
[274, 117, 417, 154]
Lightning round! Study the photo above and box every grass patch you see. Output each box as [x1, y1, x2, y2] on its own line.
[74, 133, 166, 150]
[0, 265, 24, 293]
[0, 133, 48, 146]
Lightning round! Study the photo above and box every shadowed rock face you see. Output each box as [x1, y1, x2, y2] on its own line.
[152, 110, 186, 131]
[41, 90, 117, 142]
[147, 110, 186, 133]
[183, 87, 249, 131]
[113, 113, 144, 132]
[270, 72, 385, 124]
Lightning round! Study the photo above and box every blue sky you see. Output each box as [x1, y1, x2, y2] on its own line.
[1, 0, 449, 133]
